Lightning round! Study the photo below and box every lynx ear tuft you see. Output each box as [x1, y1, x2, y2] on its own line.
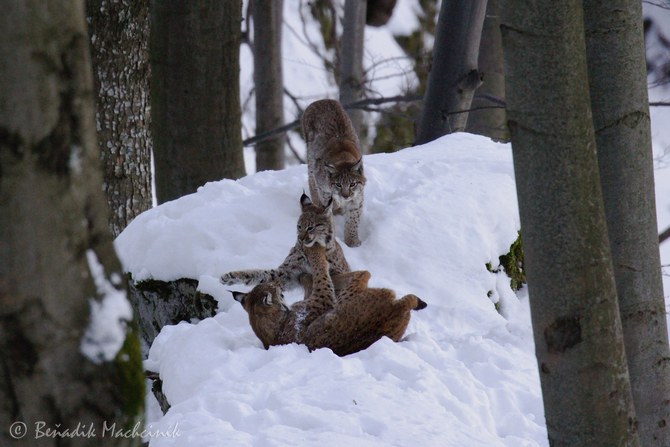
[263, 292, 273, 306]
[352, 158, 363, 173]
[231, 291, 246, 304]
[300, 193, 312, 208]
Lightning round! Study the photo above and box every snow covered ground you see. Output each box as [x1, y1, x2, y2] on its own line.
[115, 133, 548, 446]
[110, 2, 670, 445]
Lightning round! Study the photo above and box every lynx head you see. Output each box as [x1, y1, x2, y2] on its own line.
[298, 193, 334, 248]
[326, 159, 365, 199]
[232, 282, 289, 349]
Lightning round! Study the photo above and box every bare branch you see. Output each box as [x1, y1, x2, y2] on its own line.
[286, 133, 306, 164]
[651, 101, 670, 107]
[643, 0, 670, 10]
[661, 226, 670, 244]
[242, 94, 424, 147]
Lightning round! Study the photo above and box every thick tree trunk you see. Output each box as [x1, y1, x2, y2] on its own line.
[151, 0, 246, 204]
[465, 0, 509, 142]
[583, 1, 670, 444]
[0, 1, 144, 445]
[253, 0, 286, 171]
[501, 2, 639, 446]
[339, 0, 367, 140]
[87, 0, 153, 237]
[415, 0, 488, 145]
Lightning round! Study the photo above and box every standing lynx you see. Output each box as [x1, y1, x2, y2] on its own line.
[221, 193, 350, 291]
[302, 99, 366, 247]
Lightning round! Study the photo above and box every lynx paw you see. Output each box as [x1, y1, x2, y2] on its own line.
[220, 273, 238, 285]
[344, 235, 361, 247]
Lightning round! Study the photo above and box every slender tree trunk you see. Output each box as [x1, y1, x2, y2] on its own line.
[501, 2, 639, 445]
[339, 0, 367, 139]
[415, 0, 488, 145]
[583, 1, 670, 444]
[465, 0, 509, 142]
[151, 0, 246, 204]
[253, 0, 286, 171]
[87, 0, 153, 237]
[0, 1, 144, 445]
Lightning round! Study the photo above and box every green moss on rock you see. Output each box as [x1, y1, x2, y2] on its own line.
[499, 232, 525, 291]
[113, 327, 145, 427]
[487, 232, 525, 292]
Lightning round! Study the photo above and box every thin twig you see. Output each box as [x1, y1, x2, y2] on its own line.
[286, 133, 306, 164]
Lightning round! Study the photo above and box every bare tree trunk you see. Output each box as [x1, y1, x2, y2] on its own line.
[501, 2, 639, 445]
[0, 1, 144, 445]
[415, 0, 488, 145]
[253, 0, 286, 171]
[339, 0, 367, 139]
[151, 0, 246, 204]
[465, 0, 509, 142]
[583, 1, 670, 444]
[87, 0, 153, 237]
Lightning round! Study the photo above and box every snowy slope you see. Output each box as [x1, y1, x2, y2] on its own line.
[115, 133, 547, 446]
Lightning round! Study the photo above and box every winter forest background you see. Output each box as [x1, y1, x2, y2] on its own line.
[2, 1, 670, 446]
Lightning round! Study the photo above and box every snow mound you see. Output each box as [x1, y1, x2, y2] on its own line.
[115, 133, 547, 446]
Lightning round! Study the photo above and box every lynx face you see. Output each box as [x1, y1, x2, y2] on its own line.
[232, 283, 289, 320]
[297, 193, 334, 248]
[327, 161, 365, 202]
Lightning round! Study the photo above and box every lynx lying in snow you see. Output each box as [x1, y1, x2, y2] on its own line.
[232, 244, 427, 357]
[221, 193, 350, 291]
[302, 99, 366, 247]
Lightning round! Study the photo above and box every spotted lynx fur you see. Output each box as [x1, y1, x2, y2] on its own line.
[220, 193, 350, 291]
[232, 243, 337, 349]
[302, 99, 366, 247]
[233, 244, 427, 356]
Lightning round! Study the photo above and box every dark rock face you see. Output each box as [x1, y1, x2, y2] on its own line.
[129, 277, 218, 414]
[127, 277, 218, 355]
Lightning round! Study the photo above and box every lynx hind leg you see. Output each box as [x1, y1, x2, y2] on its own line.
[220, 269, 275, 286]
[331, 270, 370, 292]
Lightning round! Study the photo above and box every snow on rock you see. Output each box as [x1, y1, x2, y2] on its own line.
[81, 249, 133, 364]
[115, 133, 547, 446]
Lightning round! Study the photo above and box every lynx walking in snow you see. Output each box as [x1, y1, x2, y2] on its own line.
[302, 99, 366, 247]
[233, 244, 427, 356]
[220, 193, 350, 291]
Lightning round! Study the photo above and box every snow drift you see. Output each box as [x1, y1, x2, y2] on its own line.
[115, 133, 547, 446]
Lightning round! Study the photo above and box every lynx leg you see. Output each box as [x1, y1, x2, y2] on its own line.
[299, 273, 313, 300]
[343, 206, 362, 247]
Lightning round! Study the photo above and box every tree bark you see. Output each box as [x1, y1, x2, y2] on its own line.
[339, 0, 367, 140]
[151, 0, 246, 204]
[87, 0, 153, 237]
[0, 1, 144, 445]
[583, 1, 670, 444]
[253, 0, 286, 171]
[501, 2, 639, 445]
[415, 0, 488, 145]
[465, 0, 509, 142]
